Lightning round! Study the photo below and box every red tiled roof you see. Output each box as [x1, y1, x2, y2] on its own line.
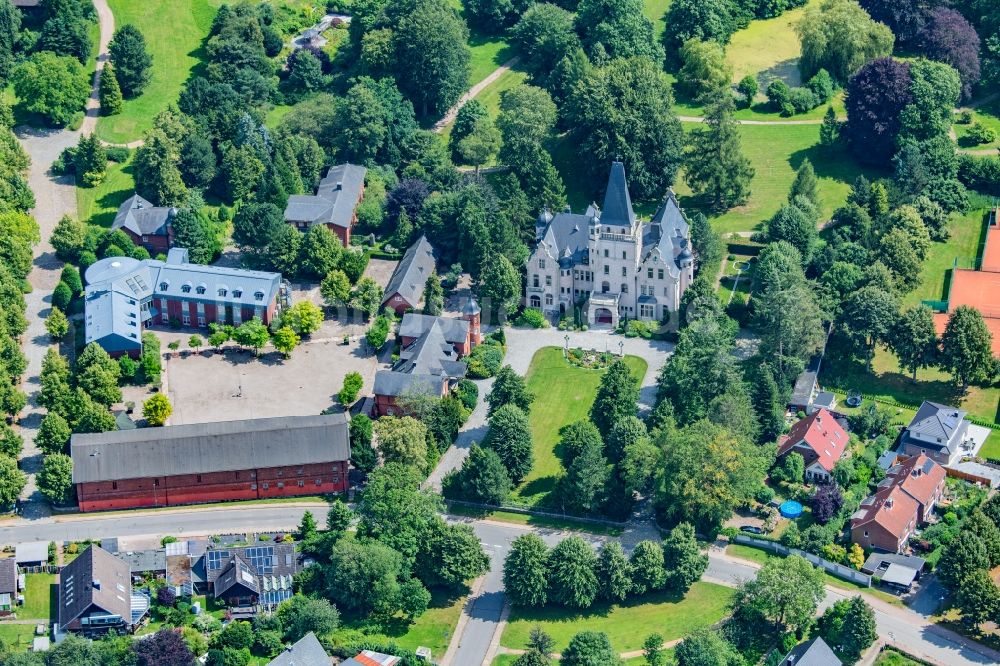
[776, 409, 847, 472]
[888, 454, 946, 507]
[851, 484, 919, 539]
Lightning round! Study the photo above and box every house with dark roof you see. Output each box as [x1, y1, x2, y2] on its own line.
[57, 546, 149, 636]
[399, 311, 476, 355]
[84, 248, 284, 357]
[780, 637, 841, 666]
[776, 409, 848, 484]
[0, 558, 20, 615]
[193, 543, 300, 616]
[267, 632, 330, 665]
[373, 318, 468, 417]
[112, 194, 177, 255]
[899, 401, 973, 466]
[71, 413, 350, 512]
[381, 235, 436, 314]
[283, 163, 366, 245]
[851, 454, 945, 553]
[525, 162, 694, 327]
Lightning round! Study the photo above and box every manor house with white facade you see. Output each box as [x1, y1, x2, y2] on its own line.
[525, 162, 694, 327]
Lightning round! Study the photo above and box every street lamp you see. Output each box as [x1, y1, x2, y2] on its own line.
[564, 334, 569, 358]
[618, 341, 624, 357]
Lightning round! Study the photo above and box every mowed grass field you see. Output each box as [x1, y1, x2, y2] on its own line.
[97, 0, 224, 144]
[511, 348, 647, 506]
[679, 124, 875, 235]
[76, 157, 136, 227]
[500, 582, 734, 654]
[726, 0, 818, 85]
[330, 590, 466, 657]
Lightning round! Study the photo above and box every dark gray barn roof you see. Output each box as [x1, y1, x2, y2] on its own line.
[112, 194, 176, 237]
[382, 235, 436, 307]
[71, 414, 350, 483]
[0, 559, 17, 595]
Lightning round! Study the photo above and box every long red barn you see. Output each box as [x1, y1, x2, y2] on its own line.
[71, 414, 350, 512]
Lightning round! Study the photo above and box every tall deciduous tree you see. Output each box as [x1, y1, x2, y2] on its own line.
[797, 0, 895, 83]
[547, 537, 599, 608]
[375, 416, 429, 472]
[683, 89, 753, 211]
[422, 274, 444, 315]
[655, 420, 768, 536]
[38, 453, 73, 505]
[736, 555, 825, 632]
[891, 305, 938, 379]
[558, 436, 609, 513]
[561, 631, 620, 666]
[0, 454, 25, 507]
[444, 444, 512, 505]
[575, 0, 663, 63]
[939, 306, 995, 388]
[596, 541, 631, 602]
[662, 522, 708, 592]
[844, 57, 913, 166]
[392, 0, 471, 117]
[919, 8, 981, 102]
[503, 533, 549, 607]
[0, 0, 18, 85]
[13, 52, 90, 127]
[840, 285, 899, 370]
[567, 57, 684, 200]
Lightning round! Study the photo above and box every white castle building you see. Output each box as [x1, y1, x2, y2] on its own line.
[525, 162, 694, 327]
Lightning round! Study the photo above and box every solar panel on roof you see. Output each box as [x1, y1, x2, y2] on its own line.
[206, 550, 231, 571]
[243, 546, 274, 574]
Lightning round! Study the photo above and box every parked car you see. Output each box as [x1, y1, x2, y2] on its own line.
[740, 525, 764, 535]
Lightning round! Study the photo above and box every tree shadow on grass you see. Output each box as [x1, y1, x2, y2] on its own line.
[787, 142, 885, 189]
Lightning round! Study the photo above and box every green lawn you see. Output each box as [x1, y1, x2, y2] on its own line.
[717, 254, 756, 304]
[511, 348, 647, 506]
[902, 204, 989, 308]
[441, 67, 529, 156]
[447, 503, 624, 535]
[501, 582, 734, 654]
[97, 0, 224, 144]
[643, 0, 670, 40]
[873, 649, 927, 666]
[330, 590, 466, 658]
[76, 158, 136, 227]
[954, 100, 1000, 151]
[726, 0, 818, 86]
[675, 124, 878, 235]
[21, 574, 55, 620]
[0, 624, 38, 652]
[494, 649, 671, 664]
[468, 30, 515, 88]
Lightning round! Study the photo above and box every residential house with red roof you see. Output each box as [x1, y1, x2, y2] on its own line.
[851, 454, 946, 553]
[776, 409, 847, 484]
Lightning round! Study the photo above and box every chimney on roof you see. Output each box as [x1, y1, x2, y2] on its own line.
[336, 181, 343, 190]
[135, 201, 143, 209]
[885, 498, 893, 509]
[92, 579, 101, 590]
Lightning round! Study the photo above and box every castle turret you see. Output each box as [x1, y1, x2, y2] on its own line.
[462, 296, 482, 345]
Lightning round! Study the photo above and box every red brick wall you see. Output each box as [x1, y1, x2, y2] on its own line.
[386, 294, 414, 315]
[159, 298, 277, 328]
[76, 462, 348, 512]
[852, 522, 909, 553]
[125, 229, 171, 256]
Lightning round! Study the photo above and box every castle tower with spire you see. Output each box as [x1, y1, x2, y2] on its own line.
[525, 162, 694, 327]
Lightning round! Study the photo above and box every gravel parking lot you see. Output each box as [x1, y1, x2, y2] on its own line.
[165, 338, 378, 425]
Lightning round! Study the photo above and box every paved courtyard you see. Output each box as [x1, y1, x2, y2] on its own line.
[164, 338, 378, 425]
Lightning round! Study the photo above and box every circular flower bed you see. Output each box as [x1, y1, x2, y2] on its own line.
[565, 347, 615, 370]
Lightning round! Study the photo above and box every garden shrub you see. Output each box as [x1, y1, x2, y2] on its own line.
[454, 379, 478, 411]
[338, 371, 363, 404]
[513, 308, 547, 328]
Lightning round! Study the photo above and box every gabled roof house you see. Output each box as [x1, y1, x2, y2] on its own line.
[776, 409, 847, 483]
[851, 453, 946, 553]
[112, 194, 177, 255]
[267, 632, 330, 665]
[899, 401, 972, 466]
[283, 163, 366, 245]
[381, 235, 436, 314]
[58, 545, 149, 636]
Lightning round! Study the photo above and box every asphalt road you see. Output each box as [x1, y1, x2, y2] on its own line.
[3, 508, 998, 666]
[0, 504, 325, 544]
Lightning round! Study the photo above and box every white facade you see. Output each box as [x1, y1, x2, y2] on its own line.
[525, 162, 694, 327]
